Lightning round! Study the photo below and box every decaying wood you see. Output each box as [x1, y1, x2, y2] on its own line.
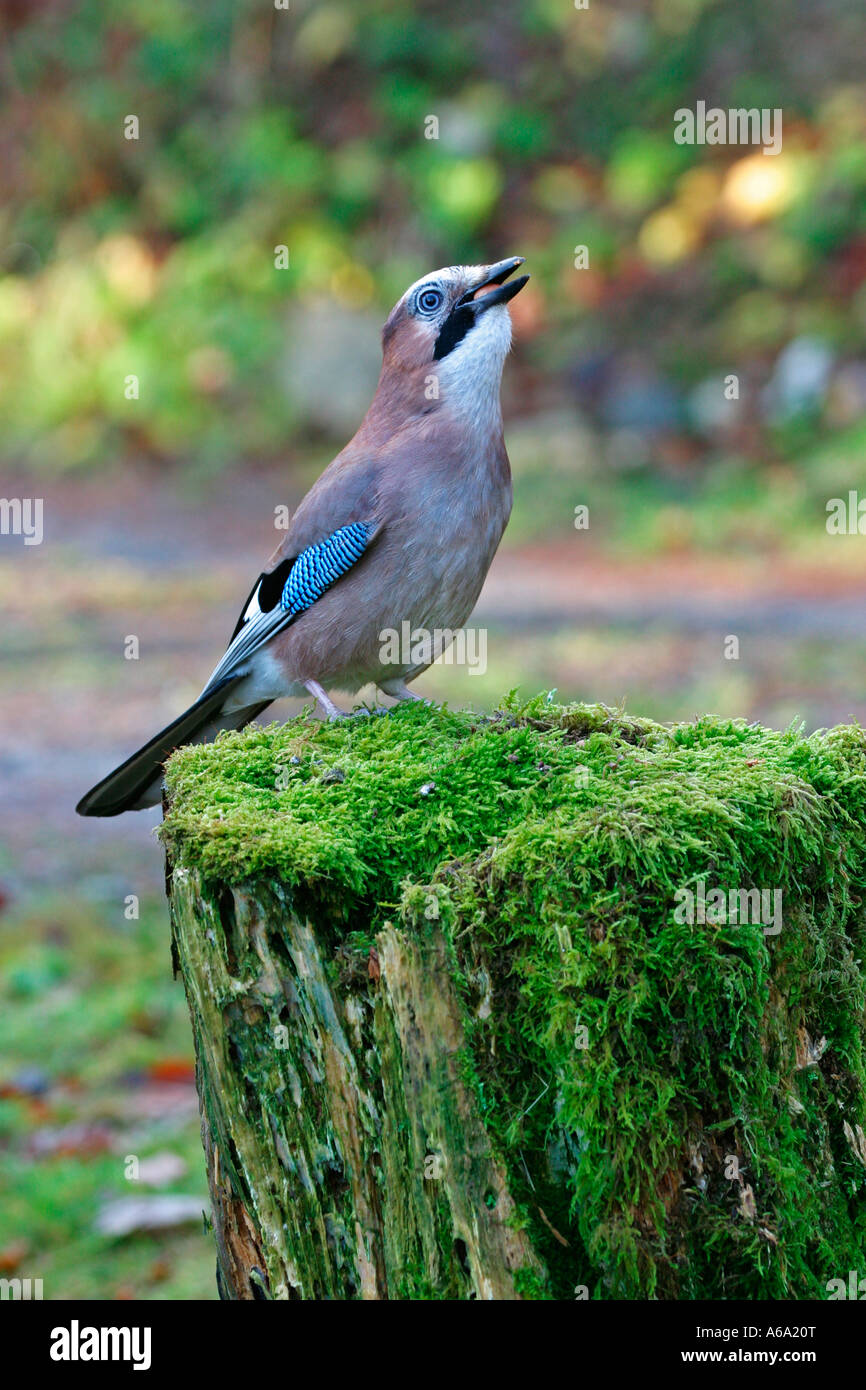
[168, 866, 546, 1299]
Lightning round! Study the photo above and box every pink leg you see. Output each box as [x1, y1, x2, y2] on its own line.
[304, 679, 347, 720]
[379, 678, 428, 702]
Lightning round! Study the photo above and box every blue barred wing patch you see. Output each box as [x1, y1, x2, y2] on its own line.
[280, 522, 369, 616]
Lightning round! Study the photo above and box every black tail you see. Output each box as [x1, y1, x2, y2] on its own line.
[76, 677, 271, 817]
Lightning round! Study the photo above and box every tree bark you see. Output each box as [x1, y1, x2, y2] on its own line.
[168, 866, 546, 1300]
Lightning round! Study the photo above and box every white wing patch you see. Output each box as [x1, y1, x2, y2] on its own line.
[241, 587, 263, 625]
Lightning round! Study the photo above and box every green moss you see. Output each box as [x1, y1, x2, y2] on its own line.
[161, 696, 658, 901]
[162, 695, 866, 1299]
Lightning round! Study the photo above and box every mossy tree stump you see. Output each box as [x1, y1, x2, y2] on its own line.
[170, 873, 541, 1299]
[163, 697, 866, 1300]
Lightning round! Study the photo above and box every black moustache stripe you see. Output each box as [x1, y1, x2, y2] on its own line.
[433, 305, 475, 361]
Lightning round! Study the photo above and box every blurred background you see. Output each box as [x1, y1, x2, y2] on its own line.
[3, 0, 866, 1298]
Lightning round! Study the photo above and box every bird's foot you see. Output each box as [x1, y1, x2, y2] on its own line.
[304, 680, 348, 721]
[379, 680, 431, 704]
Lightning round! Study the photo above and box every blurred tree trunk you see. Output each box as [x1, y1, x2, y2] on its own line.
[167, 865, 546, 1300]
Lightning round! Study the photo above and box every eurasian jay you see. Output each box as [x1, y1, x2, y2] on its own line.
[77, 257, 529, 816]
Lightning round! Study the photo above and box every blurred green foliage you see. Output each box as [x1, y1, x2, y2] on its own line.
[2, 0, 866, 481]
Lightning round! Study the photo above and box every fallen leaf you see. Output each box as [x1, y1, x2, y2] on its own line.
[146, 1059, 196, 1084]
[94, 1195, 207, 1237]
[27, 1123, 114, 1158]
[0, 1240, 30, 1272]
[135, 1152, 188, 1187]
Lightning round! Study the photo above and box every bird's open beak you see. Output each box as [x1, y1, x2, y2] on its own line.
[460, 257, 529, 312]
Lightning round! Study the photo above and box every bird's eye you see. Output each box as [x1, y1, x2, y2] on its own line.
[417, 288, 444, 314]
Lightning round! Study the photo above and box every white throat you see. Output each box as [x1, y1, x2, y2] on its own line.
[436, 305, 511, 436]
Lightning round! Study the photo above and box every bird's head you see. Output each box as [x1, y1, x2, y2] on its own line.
[380, 258, 529, 410]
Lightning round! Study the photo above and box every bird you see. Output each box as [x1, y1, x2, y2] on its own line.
[76, 256, 529, 816]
